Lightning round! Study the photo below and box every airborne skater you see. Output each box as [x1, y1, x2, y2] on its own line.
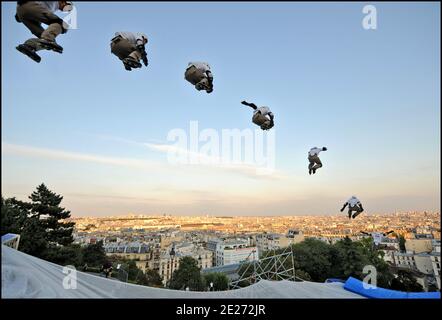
[340, 195, 364, 219]
[241, 100, 274, 130]
[110, 31, 149, 71]
[184, 61, 213, 93]
[15, 1, 74, 63]
[308, 147, 327, 175]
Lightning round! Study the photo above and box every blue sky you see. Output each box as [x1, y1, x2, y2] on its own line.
[1, 2, 440, 216]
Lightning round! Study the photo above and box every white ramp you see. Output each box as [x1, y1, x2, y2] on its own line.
[1, 245, 363, 299]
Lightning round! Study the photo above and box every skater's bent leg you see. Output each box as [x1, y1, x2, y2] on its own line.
[308, 156, 315, 170]
[16, 2, 45, 37]
[252, 113, 268, 126]
[312, 157, 322, 170]
[129, 49, 142, 61]
[185, 67, 205, 85]
[352, 211, 362, 219]
[111, 40, 136, 61]
[352, 207, 363, 219]
[41, 23, 62, 42]
[21, 19, 44, 38]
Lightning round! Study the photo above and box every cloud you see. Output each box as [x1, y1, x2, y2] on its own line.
[2, 141, 284, 180]
[94, 134, 286, 180]
[1, 142, 161, 171]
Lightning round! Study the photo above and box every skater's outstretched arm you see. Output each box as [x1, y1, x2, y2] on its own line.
[340, 202, 348, 212]
[241, 101, 258, 110]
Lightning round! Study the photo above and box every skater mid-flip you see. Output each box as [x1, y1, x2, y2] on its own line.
[15, 1, 73, 63]
[340, 195, 364, 219]
[184, 62, 214, 93]
[110, 31, 149, 71]
[241, 100, 274, 130]
[308, 147, 327, 175]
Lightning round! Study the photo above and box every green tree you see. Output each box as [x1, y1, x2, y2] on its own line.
[359, 237, 395, 288]
[27, 184, 75, 246]
[7, 184, 76, 258]
[43, 244, 83, 266]
[19, 217, 48, 256]
[1, 197, 28, 235]
[290, 239, 336, 282]
[107, 255, 146, 283]
[82, 241, 108, 267]
[126, 259, 144, 282]
[295, 269, 311, 281]
[145, 269, 164, 287]
[390, 270, 423, 292]
[168, 256, 206, 291]
[333, 237, 369, 280]
[138, 269, 163, 287]
[398, 235, 406, 252]
[204, 272, 229, 291]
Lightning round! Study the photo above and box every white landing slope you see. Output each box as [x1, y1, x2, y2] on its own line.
[1, 245, 363, 299]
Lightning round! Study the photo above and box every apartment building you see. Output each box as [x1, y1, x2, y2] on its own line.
[255, 230, 304, 257]
[208, 238, 258, 266]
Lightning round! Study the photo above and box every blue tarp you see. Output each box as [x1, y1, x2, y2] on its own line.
[325, 278, 346, 283]
[344, 277, 441, 299]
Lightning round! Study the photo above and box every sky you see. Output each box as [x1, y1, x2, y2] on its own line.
[1, 2, 440, 217]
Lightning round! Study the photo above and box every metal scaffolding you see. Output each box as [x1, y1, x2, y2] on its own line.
[229, 247, 303, 289]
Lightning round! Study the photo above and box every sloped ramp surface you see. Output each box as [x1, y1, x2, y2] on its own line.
[2, 245, 363, 299]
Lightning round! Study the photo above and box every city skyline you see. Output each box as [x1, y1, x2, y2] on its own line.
[1, 2, 440, 216]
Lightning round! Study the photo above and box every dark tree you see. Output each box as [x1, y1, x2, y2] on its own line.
[333, 237, 369, 280]
[359, 237, 395, 288]
[398, 235, 406, 252]
[27, 184, 75, 246]
[125, 259, 144, 282]
[1, 197, 28, 235]
[82, 241, 108, 267]
[168, 256, 206, 291]
[3, 185, 76, 260]
[390, 270, 424, 292]
[145, 269, 164, 287]
[204, 272, 229, 291]
[19, 217, 48, 256]
[137, 269, 164, 287]
[294, 269, 311, 281]
[290, 238, 336, 282]
[43, 244, 83, 266]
